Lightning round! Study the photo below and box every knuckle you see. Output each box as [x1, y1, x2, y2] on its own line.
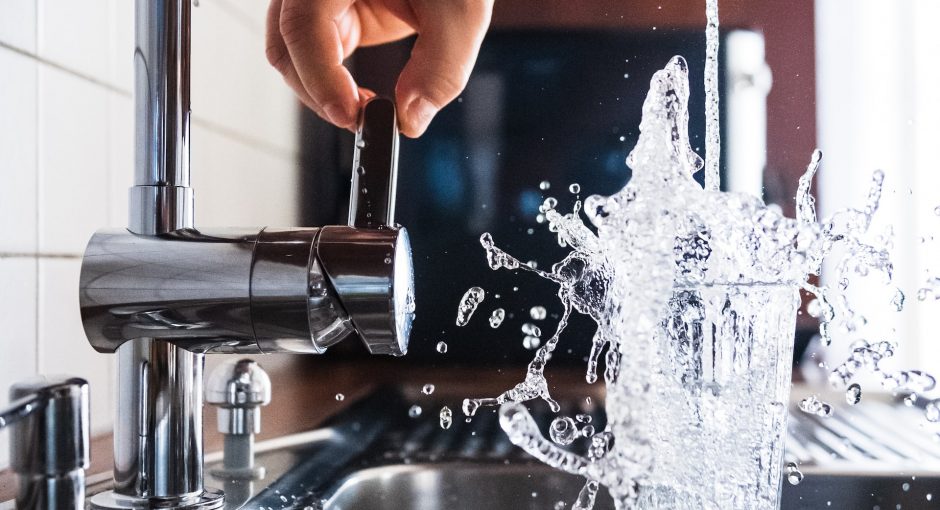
[422, 64, 468, 106]
[265, 42, 291, 71]
[278, 3, 312, 45]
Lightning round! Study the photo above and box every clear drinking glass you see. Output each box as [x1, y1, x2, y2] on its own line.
[612, 283, 799, 509]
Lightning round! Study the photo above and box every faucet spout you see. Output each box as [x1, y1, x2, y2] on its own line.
[84, 3, 413, 509]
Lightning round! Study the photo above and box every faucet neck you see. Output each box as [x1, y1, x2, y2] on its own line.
[130, 0, 193, 235]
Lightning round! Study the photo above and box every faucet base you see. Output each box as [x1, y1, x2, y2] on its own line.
[89, 489, 224, 509]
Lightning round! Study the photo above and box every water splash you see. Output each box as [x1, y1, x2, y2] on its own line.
[439, 406, 453, 429]
[489, 308, 506, 328]
[450, 48, 937, 508]
[798, 395, 833, 418]
[456, 287, 485, 326]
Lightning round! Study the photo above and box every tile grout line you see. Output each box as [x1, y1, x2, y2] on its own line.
[192, 115, 301, 163]
[33, 0, 41, 376]
[0, 40, 131, 99]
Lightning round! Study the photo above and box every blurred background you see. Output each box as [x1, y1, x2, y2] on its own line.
[1, 0, 939, 471]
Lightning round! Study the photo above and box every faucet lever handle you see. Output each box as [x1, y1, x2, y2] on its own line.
[349, 97, 400, 229]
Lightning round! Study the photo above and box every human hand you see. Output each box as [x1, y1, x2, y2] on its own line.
[266, 0, 493, 138]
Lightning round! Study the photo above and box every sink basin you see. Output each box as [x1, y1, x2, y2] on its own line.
[324, 463, 592, 509]
[205, 389, 940, 510]
[321, 462, 940, 510]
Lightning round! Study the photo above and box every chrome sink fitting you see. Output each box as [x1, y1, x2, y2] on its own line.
[0, 376, 89, 510]
[77, 1, 414, 508]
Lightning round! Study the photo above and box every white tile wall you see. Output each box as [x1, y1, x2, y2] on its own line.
[0, 0, 301, 471]
[0, 48, 38, 254]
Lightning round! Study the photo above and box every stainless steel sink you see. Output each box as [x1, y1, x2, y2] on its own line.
[319, 462, 940, 510]
[323, 463, 597, 510]
[199, 389, 940, 510]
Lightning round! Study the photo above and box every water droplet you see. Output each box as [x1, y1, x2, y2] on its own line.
[357, 166, 365, 175]
[530, 306, 547, 320]
[408, 405, 422, 418]
[526, 260, 538, 269]
[462, 399, 481, 417]
[489, 308, 506, 328]
[523, 335, 541, 350]
[554, 501, 567, 510]
[549, 416, 578, 445]
[456, 287, 485, 326]
[335, 393, 344, 401]
[539, 180, 551, 190]
[904, 393, 917, 406]
[799, 395, 833, 417]
[361, 187, 368, 194]
[569, 183, 581, 194]
[542, 197, 558, 211]
[903, 482, 911, 491]
[422, 384, 435, 395]
[576, 413, 592, 423]
[436, 341, 448, 354]
[934, 206, 940, 216]
[926, 400, 940, 422]
[384, 256, 392, 264]
[355, 138, 366, 149]
[522, 323, 542, 337]
[845, 383, 861, 405]
[785, 462, 804, 485]
[439, 406, 453, 429]
[892, 288, 905, 312]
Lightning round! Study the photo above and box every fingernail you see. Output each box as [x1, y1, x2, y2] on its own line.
[323, 102, 352, 128]
[406, 96, 438, 137]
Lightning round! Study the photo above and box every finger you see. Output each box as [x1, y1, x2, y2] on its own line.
[395, 0, 493, 137]
[266, 0, 329, 117]
[279, 0, 362, 129]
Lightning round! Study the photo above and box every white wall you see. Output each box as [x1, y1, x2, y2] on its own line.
[815, 1, 940, 378]
[0, 0, 301, 469]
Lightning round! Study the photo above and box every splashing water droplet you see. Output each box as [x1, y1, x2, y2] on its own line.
[569, 183, 581, 194]
[408, 405, 423, 418]
[785, 462, 804, 485]
[576, 413, 593, 423]
[436, 341, 448, 354]
[904, 393, 917, 406]
[523, 336, 541, 350]
[422, 384, 435, 395]
[522, 323, 542, 337]
[456, 287, 485, 326]
[530, 306, 547, 320]
[540, 180, 551, 191]
[439, 406, 453, 429]
[926, 400, 940, 423]
[573, 481, 599, 510]
[335, 393, 344, 402]
[891, 288, 905, 311]
[549, 416, 579, 445]
[489, 308, 506, 328]
[799, 395, 833, 418]
[845, 383, 862, 405]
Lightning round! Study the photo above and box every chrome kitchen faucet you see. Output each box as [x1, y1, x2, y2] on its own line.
[78, 1, 414, 508]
